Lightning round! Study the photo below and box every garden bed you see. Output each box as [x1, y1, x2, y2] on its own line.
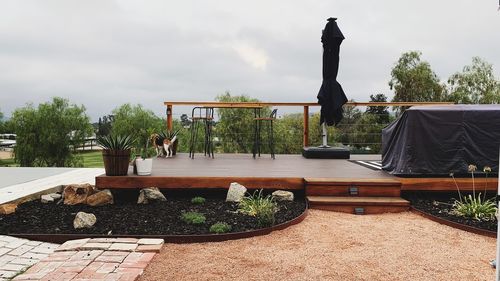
[0, 189, 307, 242]
[404, 191, 497, 235]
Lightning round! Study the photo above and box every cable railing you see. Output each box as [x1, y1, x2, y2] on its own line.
[165, 101, 453, 153]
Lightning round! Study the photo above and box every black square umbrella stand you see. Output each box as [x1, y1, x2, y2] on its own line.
[303, 17, 350, 160]
[302, 146, 350, 159]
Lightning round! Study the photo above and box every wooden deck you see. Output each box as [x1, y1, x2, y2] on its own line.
[95, 153, 497, 192]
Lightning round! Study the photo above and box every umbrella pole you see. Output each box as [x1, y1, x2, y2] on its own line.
[319, 122, 331, 148]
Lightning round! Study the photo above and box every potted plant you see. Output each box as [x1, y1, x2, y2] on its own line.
[159, 128, 181, 156]
[135, 146, 156, 175]
[97, 134, 135, 176]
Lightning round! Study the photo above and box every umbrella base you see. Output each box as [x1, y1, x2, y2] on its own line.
[302, 146, 350, 159]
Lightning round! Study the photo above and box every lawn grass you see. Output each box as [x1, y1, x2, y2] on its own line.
[0, 157, 18, 167]
[78, 150, 104, 168]
[0, 150, 104, 168]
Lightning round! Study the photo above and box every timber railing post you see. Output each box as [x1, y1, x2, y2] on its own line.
[166, 104, 173, 131]
[303, 106, 309, 147]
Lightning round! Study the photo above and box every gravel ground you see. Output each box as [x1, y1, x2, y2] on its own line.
[139, 210, 496, 281]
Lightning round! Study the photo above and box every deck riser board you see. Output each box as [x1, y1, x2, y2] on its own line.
[306, 185, 401, 197]
[310, 205, 409, 214]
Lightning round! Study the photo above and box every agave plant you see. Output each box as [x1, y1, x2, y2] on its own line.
[97, 134, 135, 150]
[158, 128, 181, 140]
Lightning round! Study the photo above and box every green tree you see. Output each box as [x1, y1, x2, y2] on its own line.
[0, 109, 4, 133]
[366, 93, 390, 124]
[12, 97, 93, 167]
[389, 51, 444, 113]
[111, 104, 164, 151]
[96, 114, 114, 137]
[214, 92, 269, 153]
[336, 101, 362, 147]
[446, 57, 500, 104]
[274, 113, 303, 154]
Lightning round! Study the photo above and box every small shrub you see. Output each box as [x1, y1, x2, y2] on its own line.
[209, 222, 232, 234]
[238, 189, 277, 227]
[452, 194, 497, 221]
[450, 164, 498, 221]
[191, 196, 206, 205]
[180, 212, 206, 225]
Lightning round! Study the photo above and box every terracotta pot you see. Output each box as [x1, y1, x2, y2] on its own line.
[102, 149, 131, 176]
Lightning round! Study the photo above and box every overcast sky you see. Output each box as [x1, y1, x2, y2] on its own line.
[0, 0, 499, 121]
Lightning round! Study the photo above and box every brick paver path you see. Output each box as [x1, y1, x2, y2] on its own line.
[0, 235, 59, 280]
[1, 237, 163, 281]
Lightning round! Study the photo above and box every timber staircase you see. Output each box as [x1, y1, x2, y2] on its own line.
[305, 178, 410, 214]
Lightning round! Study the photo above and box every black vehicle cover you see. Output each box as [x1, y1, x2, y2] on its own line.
[381, 105, 500, 176]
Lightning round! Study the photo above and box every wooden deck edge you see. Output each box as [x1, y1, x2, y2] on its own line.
[400, 177, 498, 191]
[96, 175, 305, 190]
[304, 178, 400, 184]
[307, 197, 410, 207]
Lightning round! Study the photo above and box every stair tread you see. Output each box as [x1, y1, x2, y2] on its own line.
[307, 196, 409, 204]
[305, 178, 400, 185]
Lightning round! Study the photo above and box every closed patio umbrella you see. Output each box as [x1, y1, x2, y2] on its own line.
[317, 18, 347, 130]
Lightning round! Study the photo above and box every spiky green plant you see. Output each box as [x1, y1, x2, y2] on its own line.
[209, 222, 232, 234]
[238, 189, 277, 227]
[180, 212, 206, 225]
[97, 134, 135, 150]
[159, 128, 181, 140]
[452, 194, 497, 221]
[191, 196, 206, 205]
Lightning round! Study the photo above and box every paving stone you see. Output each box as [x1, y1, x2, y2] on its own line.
[88, 238, 117, 243]
[69, 250, 103, 262]
[12, 272, 47, 280]
[114, 238, 139, 244]
[4, 239, 27, 249]
[39, 270, 77, 281]
[95, 252, 128, 263]
[136, 238, 163, 245]
[0, 236, 18, 243]
[0, 270, 18, 279]
[0, 255, 16, 266]
[0, 248, 10, 256]
[1, 263, 29, 272]
[109, 243, 137, 252]
[79, 243, 111, 251]
[23, 241, 42, 247]
[10, 257, 39, 266]
[96, 262, 120, 274]
[21, 252, 48, 260]
[56, 238, 90, 252]
[136, 244, 162, 253]
[8, 245, 34, 257]
[30, 243, 57, 255]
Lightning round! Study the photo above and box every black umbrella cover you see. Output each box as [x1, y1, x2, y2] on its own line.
[317, 18, 348, 126]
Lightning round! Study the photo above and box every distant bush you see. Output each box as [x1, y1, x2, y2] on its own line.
[180, 212, 206, 225]
[191, 196, 206, 205]
[209, 222, 232, 234]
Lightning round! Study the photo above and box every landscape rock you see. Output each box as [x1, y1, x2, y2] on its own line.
[87, 189, 114, 206]
[137, 187, 166, 204]
[49, 193, 62, 200]
[41, 194, 55, 203]
[226, 182, 247, 202]
[63, 184, 95, 205]
[0, 203, 17, 215]
[73, 212, 97, 229]
[272, 190, 294, 201]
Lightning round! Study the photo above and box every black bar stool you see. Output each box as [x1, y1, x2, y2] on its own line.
[253, 108, 277, 159]
[189, 107, 214, 159]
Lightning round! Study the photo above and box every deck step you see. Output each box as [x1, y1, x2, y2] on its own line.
[307, 196, 410, 214]
[305, 178, 402, 197]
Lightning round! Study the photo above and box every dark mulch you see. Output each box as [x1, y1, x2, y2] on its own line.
[403, 191, 497, 232]
[0, 189, 306, 236]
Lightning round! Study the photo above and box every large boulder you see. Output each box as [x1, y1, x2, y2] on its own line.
[63, 184, 95, 205]
[226, 182, 247, 202]
[137, 187, 166, 204]
[0, 203, 17, 215]
[272, 190, 294, 201]
[73, 212, 97, 229]
[87, 189, 114, 206]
